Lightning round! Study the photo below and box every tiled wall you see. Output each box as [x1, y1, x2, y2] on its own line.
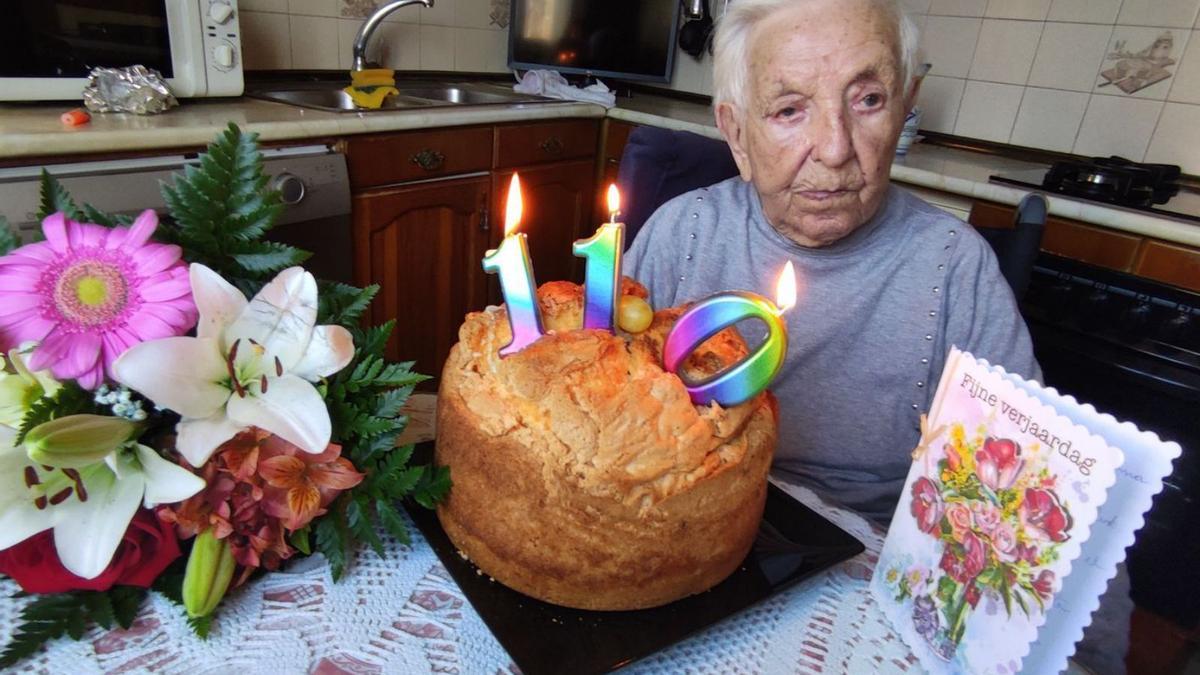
[908, 0, 1200, 173]
[238, 0, 511, 73]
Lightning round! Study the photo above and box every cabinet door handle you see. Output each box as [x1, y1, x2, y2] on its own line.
[539, 136, 564, 156]
[480, 203, 489, 232]
[410, 149, 445, 171]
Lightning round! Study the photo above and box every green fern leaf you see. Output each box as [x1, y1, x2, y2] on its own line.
[79, 204, 132, 228]
[37, 170, 81, 221]
[0, 217, 20, 256]
[412, 465, 452, 509]
[376, 499, 411, 546]
[346, 495, 384, 556]
[158, 122, 301, 282]
[317, 282, 379, 328]
[315, 509, 349, 581]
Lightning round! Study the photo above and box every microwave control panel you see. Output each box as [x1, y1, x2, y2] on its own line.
[201, 0, 244, 94]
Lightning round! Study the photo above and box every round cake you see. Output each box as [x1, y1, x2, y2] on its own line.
[435, 279, 777, 611]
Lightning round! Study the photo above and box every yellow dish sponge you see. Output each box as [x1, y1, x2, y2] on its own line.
[344, 68, 398, 109]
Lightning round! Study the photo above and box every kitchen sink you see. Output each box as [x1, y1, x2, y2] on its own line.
[250, 82, 555, 112]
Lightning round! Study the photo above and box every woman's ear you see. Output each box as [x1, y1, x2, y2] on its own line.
[716, 102, 754, 182]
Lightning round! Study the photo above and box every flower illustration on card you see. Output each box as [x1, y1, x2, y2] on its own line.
[884, 422, 1075, 654]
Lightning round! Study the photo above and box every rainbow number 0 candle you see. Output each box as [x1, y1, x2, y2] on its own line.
[662, 263, 796, 407]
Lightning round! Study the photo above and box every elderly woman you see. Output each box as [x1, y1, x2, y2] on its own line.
[625, 0, 1130, 672]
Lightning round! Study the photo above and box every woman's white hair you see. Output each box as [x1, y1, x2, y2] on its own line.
[712, 0, 919, 111]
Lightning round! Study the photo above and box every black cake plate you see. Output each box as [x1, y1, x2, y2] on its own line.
[404, 441, 865, 675]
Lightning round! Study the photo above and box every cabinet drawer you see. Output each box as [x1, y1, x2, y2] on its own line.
[1041, 217, 1141, 271]
[346, 126, 493, 189]
[494, 120, 599, 169]
[1134, 240, 1200, 292]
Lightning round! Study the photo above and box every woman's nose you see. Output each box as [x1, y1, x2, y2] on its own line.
[810, 108, 854, 167]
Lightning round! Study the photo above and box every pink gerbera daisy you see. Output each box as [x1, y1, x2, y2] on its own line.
[0, 210, 197, 390]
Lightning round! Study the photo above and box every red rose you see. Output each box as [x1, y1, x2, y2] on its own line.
[0, 510, 181, 594]
[911, 477, 943, 534]
[1020, 487, 1072, 543]
[965, 581, 982, 608]
[939, 531, 987, 584]
[975, 437, 1024, 491]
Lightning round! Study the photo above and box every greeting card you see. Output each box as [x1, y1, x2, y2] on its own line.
[871, 348, 1179, 674]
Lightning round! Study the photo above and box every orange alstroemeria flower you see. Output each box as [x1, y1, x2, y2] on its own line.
[257, 435, 364, 531]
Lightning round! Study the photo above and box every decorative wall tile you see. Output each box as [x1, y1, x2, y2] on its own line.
[1168, 31, 1200, 102]
[1010, 87, 1088, 151]
[1073, 95, 1163, 159]
[1028, 22, 1113, 91]
[968, 19, 1042, 84]
[454, 28, 508, 72]
[928, 0, 987, 17]
[920, 16, 982, 78]
[916, 75, 966, 132]
[340, 0, 378, 19]
[419, 25, 455, 69]
[489, 0, 510, 28]
[1116, 0, 1200, 29]
[1145, 102, 1200, 166]
[290, 15, 341, 68]
[288, 0, 337, 17]
[1095, 27, 1190, 99]
[1047, 0, 1121, 24]
[953, 80, 1022, 142]
[985, 0, 1050, 21]
[240, 11, 293, 69]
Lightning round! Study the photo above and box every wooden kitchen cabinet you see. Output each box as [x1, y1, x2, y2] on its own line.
[345, 119, 601, 380]
[492, 159, 595, 295]
[352, 175, 491, 378]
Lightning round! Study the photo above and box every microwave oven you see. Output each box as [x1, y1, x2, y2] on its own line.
[0, 0, 243, 101]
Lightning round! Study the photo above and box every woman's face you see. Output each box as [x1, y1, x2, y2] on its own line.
[717, 0, 909, 247]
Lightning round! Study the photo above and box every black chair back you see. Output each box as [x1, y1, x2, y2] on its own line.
[616, 127, 740, 249]
[977, 193, 1048, 299]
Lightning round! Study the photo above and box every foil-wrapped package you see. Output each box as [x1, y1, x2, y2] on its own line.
[82, 66, 179, 114]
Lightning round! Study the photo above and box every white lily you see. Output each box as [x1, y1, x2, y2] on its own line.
[0, 343, 62, 427]
[112, 264, 355, 467]
[0, 425, 205, 579]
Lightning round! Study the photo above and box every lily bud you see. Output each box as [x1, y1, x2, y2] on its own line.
[25, 414, 136, 468]
[183, 528, 236, 618]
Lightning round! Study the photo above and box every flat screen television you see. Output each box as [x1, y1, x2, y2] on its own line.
[509, 0, 680, 83]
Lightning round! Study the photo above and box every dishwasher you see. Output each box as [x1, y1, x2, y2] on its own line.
[0, 144, 353, 284]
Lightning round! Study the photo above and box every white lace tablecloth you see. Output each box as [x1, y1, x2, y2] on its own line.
[0, 481, 920, 675]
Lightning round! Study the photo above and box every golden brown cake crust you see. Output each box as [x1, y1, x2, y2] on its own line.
[435, 280, 778, 610]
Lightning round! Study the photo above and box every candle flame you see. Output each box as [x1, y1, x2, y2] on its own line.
[776, 261, 797, 313]
[606, 184, 621, 217]
[504, 173, 523, 236]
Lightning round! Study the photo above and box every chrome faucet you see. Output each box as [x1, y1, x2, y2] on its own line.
[352, 0, 434, 71]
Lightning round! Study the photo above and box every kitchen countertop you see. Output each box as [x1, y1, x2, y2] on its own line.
[1, 89, 1197, 247]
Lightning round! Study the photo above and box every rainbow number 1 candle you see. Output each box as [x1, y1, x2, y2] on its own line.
[662, 262, 797, 407]
[572, 184, 624, 331]
[481, 174, 545, 356]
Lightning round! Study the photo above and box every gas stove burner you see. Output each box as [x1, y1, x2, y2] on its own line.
[1043, 156, 1180, 207]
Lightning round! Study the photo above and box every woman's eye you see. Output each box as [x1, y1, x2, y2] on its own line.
[775, 106, 798, 119]
[861, 93, 884, 108]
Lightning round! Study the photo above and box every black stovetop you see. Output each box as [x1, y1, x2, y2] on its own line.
[990, 164, 1200, 225]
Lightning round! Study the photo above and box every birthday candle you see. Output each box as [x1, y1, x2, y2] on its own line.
[662, 262, 797, 407]
[482, 174, 546, 357]
[573, 184, 625, 331]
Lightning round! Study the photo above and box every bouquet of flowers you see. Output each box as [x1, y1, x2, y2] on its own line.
[0, 124, 449, 665]
[884, 422, 1074, 660]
